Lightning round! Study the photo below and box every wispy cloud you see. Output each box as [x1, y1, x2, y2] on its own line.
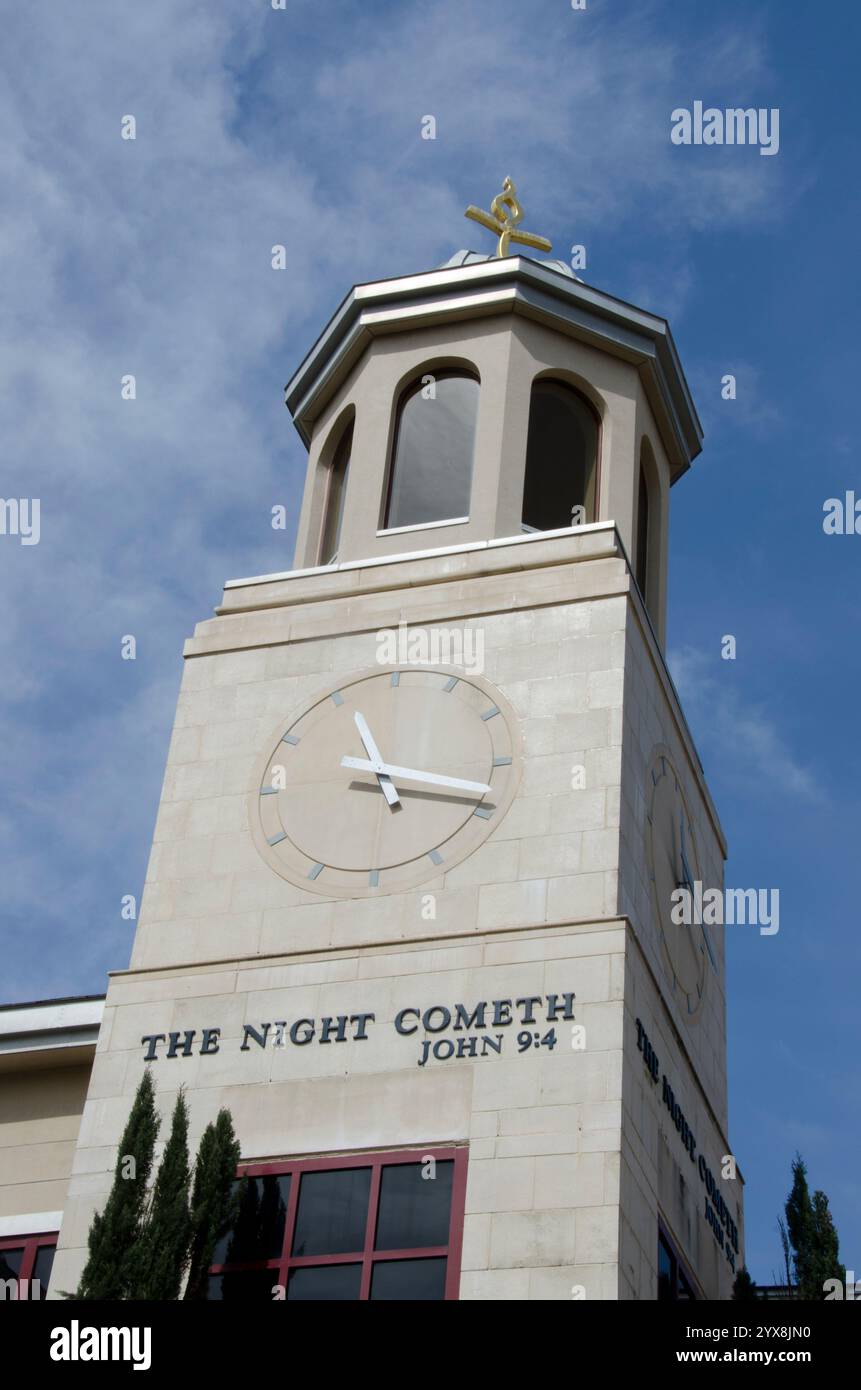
[669, 647, 823, 803]
[0, 0, 802, 1000]
[689, 359, 783, 439]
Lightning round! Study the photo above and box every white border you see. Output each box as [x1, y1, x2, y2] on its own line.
[224, 520, 616, 590]
[0, 1211, 62, 1237]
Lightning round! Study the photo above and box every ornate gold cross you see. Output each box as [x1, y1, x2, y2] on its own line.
[464, 176, 552, 258]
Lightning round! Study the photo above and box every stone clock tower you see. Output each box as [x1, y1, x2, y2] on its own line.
[52, 219, 743, 1301]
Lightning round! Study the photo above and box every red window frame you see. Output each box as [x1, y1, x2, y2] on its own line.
[208, 1146, 468, 1301]
[0, 1232, 57, 1299]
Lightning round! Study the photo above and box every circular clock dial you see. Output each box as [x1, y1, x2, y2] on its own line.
[251, 667, 520, 897]
[648, 751, 707, 1019]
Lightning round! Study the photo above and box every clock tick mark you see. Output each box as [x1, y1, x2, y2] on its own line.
[443, 676, 458, 692]
[308, 862, 324, 880]
[492, 756, 512, 767]
[368, 870, 380, 887]
[473, 806, 493, 820]
[427, 849, 443, 866]
[481, 705, 500, 721]
[267, 832, 287, 847]
[281, 733, 299, 746]
[390, 672, 400, 687]
[260, 786, 278, 796]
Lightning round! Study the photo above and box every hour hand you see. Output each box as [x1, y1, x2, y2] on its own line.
[341, 756, 491, 796]
[351, 711, 399, 807]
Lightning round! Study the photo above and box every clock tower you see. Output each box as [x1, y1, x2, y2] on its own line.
[53, 193, 743, 1301]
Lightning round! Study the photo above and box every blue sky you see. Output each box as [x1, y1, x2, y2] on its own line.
[2, 0, 858, 1286]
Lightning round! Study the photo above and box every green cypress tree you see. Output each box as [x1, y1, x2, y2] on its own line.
[732, 1266, 758, 1300]
[130, 1089, 192, 1300]
[809, 1190, 845, 1297]
[784, 1154, 845, 1299]
[785, 1156, 816, 1295]
[184, 1108, 241, 1300]
[76, 1068, 160, 1300]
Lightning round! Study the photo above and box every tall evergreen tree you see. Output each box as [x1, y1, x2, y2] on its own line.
[76, 1069, 160, 1300]
[784, 1154, 845, 1299]
[130, 1089, 192, 1300]
[732, 1266, 758, 1300]
[785, 1155, 816, 1295]
[184, 1109, 241, 1301]
[777, 1215, 793, 1292]
[809, 1190, 845, 1297]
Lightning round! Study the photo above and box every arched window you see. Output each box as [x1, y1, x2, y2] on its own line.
[383, 371, 479, 530]
[635, 462, 649, 598]
[319, 420, 352, 564]
[521, 380, 598, 532]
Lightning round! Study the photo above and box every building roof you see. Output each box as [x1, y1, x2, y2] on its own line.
[284, 251, 703, 478]
[0, 994, 104, 1071]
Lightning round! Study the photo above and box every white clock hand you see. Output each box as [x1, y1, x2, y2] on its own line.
[352, 711, 399, 807]
[341, 755, 491, 796]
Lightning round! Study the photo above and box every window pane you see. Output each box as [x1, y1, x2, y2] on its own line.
[214, 1174, 290, 1265]
[657, 1235, 674, 1301]
[385, 375, 478, 529]
[371, 1257, 447, 1301]
[522, 381, 597, 531]
[636, 465, 649, 595]
[0, 1247, 24, 1281]
[206, 1270, 280, 1301]
[375, 1160, 453, 1251]
[292, 1167, 371, 1257]
[287, 1263, 362, 1301]
[320, 422, 352, 564]
[678, 1269, 696, 1301]
[32, 1244, 56, 1298]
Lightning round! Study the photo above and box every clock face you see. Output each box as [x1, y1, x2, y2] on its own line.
[251, 667, 521, 897]
[648, 751, 708, 1020]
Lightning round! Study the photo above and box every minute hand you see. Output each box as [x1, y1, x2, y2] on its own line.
[340, 756, 491, 796]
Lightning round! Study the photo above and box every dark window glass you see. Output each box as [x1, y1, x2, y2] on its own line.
[658, 1230, 698, 1301]
[384, 373, 478, 529]
[370, 1257, 447, 1301]
[320, 422, 352, 564]
[287, 1263, 363, 1301]
[214, 1175, 290, 1265]
[522, 380, 598, 532]
[375, 1160, 453, 1251]
[0, 1247, 24, 1281]
[206, 1270, 280, 1301]
[205, 1150, 466, 1301]
[658, 1234, 674, 1302]
[636, 464, 649, 597]
[32, 1245, 55, 1298]
[677, 1269, 696, 1301]
[292, 1168, 371, 1257]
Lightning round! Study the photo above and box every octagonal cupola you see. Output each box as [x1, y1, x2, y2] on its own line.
[286, 184, 702, 647]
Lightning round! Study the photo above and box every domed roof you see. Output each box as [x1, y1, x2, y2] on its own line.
[439, 249, 582, 282]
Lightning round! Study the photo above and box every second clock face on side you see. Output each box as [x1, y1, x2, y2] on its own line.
[251, 667, 521, 897]
[648, 751, 707, 1020]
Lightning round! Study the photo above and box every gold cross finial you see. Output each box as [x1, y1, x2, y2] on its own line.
[464, 176, 552, 258]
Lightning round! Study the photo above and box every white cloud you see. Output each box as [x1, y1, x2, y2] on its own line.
[689, 359, 782, 438]
[669, 647, 822, 803]
[0, 1, 800, 997]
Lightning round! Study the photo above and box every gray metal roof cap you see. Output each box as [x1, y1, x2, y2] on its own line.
[284, 254, 703, 478]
